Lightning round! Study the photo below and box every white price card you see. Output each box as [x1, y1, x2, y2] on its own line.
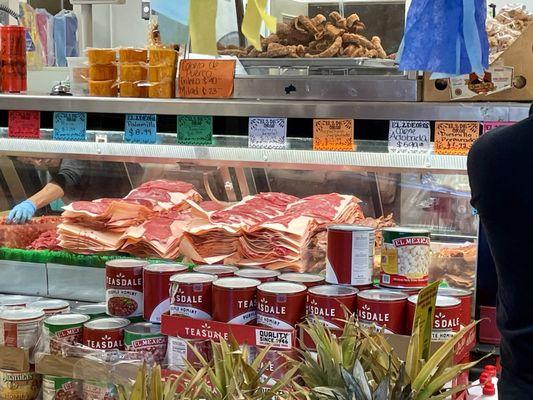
[248, 117, 287, 149]
[388, 120, 431, 153]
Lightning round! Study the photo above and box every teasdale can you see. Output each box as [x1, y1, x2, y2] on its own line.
[326, 225, 375, 286]
[356, 289, 408, 334]
[307, 285, 358, 329]
[169, 273, 217, 320]
[212, 277, 261, 324]
[257, 282, 307, 329]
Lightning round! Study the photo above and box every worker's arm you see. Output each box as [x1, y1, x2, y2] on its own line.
[6, 182, 64, 224]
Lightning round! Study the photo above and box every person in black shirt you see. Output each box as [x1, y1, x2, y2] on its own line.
[7, 159, 138, 224]
[468, 112, 533, 399]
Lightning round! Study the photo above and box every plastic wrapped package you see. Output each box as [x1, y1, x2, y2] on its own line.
[429, 242, 477, 289]
[119, 81, 148, 97]
[89, 64, 118, 81]
[35, 8, 54, 66]
[87, 48, 116, 64]
[19, 3, 44, 70]
[118, 48, 147, 63]
[54, 10, 79, 67]
[148, 81, 174, 98]
[0, 216, 60, 249]
[89, 80, 118, 97]
[147, 47, 177, 98]
[67, 56, 89, 95]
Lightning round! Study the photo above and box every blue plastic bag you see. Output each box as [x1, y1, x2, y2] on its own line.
[397, 0, 489, 77]
[53, 10, 79, 67]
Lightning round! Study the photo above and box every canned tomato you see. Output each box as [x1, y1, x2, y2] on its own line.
[28, 299, 70, 316]
[307, 285, 358, 329]
[124, 322, 167, 363]
[0, 370, 41, 400]
[82, 381, 117, 400]
[0, 307, 45, 349]
[407, 295, 461, 341]
[438, 287, 472, 326]
[278, 273, 325, 288]
[106, 259, 148, 318]
[326, 225, 375, 286]
[234, 268, 280, 283]
[170, 273, 217, 320]
[193, 265, 238, 278]
[356, 289, 408, 334]
[0, 295, 42, 308]
[143, 263, 189, 323]
[212, 277, 261, 324]
[167, 336, 211, 371]
[73, 303, 107, 320]
[43, 376, 81, 400]
[380, 227, 431, 289]
[44, 313, 90, 355]
[257, 282, 307, 329]
[83, 317, 129, 350]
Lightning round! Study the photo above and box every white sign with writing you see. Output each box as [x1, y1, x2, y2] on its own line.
[388, 120, 431, 153]
[248, 117, 287, 149]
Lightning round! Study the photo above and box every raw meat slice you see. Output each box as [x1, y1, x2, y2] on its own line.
[58, 223, 125, 253]
[125, 179, 202, 212]
[26, 229, 61, 251]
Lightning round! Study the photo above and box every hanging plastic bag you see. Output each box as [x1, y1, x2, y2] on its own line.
[19, 3, 44, 70]
[53, 10, 79, 67]
[397, 0, 489, 78]
[35, 9, 55, 66]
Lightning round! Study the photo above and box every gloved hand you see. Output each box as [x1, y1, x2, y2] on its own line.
[6, 200, 36, 224]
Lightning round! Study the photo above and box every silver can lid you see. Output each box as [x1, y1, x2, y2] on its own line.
[193, 265, 238, 275]
[125, 322, 161, 335]
[328, 224, 374, 232]
[106, 259, 148, 268]
[144, 263, 189, 273]
[258, 281, 307, 294]
[213, 277, 261, 289]
[357, 289, 408, 302]
[84, 317, 130, 330]
[170, 272, 218, 284]
[278, 273, 324, 284]
[235, 269, 280, 279]
[408, 294, 461, 307]
[45, 313, 90, 326]
[309, 285, 358, 297]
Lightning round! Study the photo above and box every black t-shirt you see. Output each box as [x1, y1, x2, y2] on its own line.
[468, 116, 533, 391]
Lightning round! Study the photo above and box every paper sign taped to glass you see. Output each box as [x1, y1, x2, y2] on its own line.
[449, 64, 514, 100]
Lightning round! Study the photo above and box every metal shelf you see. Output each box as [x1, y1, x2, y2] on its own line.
[0, 135, 467, 173]
[0, 94, 528, 121]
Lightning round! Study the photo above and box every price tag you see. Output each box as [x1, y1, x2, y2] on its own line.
[434, 121, 480, 155]
[482, 121, 514, 134]
[124, 114, 157, 144]
[388, 120, 430, 153]
[53, 112, 87, 141]
[178, 59, 235, 98]
[313, 119, 355, 151]
[177, 115, 213, 145]
[248, 117, 287, 149]
[8, 110, 40, 139]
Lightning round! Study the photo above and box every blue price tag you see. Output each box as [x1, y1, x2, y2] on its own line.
[53, 112, 87, 141]
[125, 114, 157, 144]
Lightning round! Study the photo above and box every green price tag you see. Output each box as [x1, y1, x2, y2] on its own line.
[177, 115, 213, 146]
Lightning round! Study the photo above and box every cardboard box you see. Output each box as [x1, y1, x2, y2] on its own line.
[0, 346, 29, 372]
[423, 24, 533, 102]
[161, 313, 296, 350]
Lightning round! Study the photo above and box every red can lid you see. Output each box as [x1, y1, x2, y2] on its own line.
[144, 263, 189, 273]
[408, 295, 460, 307]
[106, 259, 148, 268]
[438, 287, 472, 298]
[235, 269, 280, 280]
[309, 285, 358, 297]
[213, 277, 261, 289]
[170, 272, 217, 284]
[278, 273, 324, 284]
[84, 317, 130, 330]
[258, 281, 307, 294]
[483, 381, 495, 396]
[357, 289, 408, 301]
[193, 265, 238, 275]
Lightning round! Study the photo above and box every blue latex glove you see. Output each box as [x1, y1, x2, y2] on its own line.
[6, 200, 36, 224]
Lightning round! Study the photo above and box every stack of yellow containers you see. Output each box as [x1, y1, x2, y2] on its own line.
[148, 47, 178, 98]
[87, 48, 118, 97]
[118, 48, 148, 98]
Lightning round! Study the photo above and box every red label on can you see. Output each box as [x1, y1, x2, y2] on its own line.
[392, 237, 430, 246]
[106, 265, 143, 318]
[143, 269, 183, 323]
[83, 327, 125, 350]
[356, 297, 407, 334]
[212, 286, 258, 325]
[170, 282, 213, 320]
[257, 290, 306, 329]
[307, 292, 357, 330]
[407, 299, 462, 340]
[258, 347, 298, 382]
[167, 337, 211, 370]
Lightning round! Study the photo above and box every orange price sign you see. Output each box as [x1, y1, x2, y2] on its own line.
[434, 121, 480, 155]
[313, 119, 355, 151]
[178, 59, 235, 99]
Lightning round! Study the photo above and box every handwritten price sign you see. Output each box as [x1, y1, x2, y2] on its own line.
[313, 119, 355, 151]
[248, 117, 287, 149]
[124, 114, 157, 144]
[177, 115, 213, 146]
[8, 110, 40, 139]
[434, 121, 480, 155]
[482, 121, 514, 134]
[178, 59, 235, 98]
[388, 120, 430, 153]
[53, 112, 87, 141]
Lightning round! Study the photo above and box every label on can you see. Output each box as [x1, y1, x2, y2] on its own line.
[124, 325, 167, 363]
[307, 285, 358, 330]
[257, 283, 307, 330]
[212, 278, 260, 325]
[0, 370, 42, 400]
[170, 274, 215, 320]
[356, 290, 408, 334]
[167, 337, 210, 371]
[43, 376, 80, 400]
[106, 260, 146, 318]
[326, 226, 375, 286]
[83, 318, 129, 351]
[380, 228, 430, 288]
[0, 308, 44, 349]
[44, 314, 89, 355]
[82, 381, 117, 400]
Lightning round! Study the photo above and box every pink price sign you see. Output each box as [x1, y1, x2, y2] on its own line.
[482, 121, 514, 134]
[8, 110, 40, 139]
